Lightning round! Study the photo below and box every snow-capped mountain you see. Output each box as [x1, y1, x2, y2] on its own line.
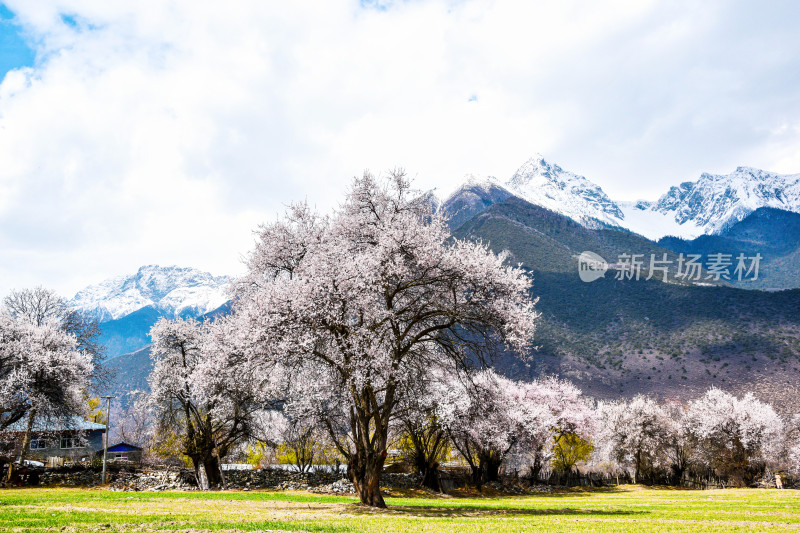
[506, 155, 625, 229]
[442, 155, 626, 230]
[649, 167, 800, 235]
[443, 155, 800, 241]
[70, 265, 231, 322]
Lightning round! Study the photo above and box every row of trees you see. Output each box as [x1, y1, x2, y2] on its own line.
[138, 173, 799, 507]
[431, 380, 798, 489]
[596, 389, 797, 487]
[129, 354, 800, 491]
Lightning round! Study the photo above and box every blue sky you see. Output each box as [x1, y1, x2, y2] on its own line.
[0, 5, 34, 79]
[0, 0, 799, 297]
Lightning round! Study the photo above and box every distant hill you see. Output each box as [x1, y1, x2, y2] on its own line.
[103, 346, 152, 402]
[99, 301, 232, 401]
[96, 305, 163, 358]
[658, 207, 800, 290]
[454, 196, 681, 275]
[96, 301, 231, 359]
[441, 175, 513, 231]
[448, 197, 800, 413]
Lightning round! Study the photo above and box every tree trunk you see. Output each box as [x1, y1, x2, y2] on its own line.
[203, 455, 224, 488]
[192, 453, 224, 490]
[470, 464, 482, 487]
[194, 461, 209, 491]
[482, 458, 501, 484]
[671, 464, 685, 486]
[412, 445, 442, 492]
[349, 450, 386, 508]
[478, 449, 502, 484]
[420, 462, 441, 492]
[7, 410, 35, 482]
[529, 447, 543, 483]
[406, 419, 446, 493]
[18, 409, 35, 465]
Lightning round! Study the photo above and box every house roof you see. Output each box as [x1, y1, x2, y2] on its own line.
[104, 442, 143, 452]
[0, 416, 106, 433]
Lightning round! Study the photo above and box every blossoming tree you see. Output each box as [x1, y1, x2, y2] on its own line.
[0, 308, 92, 479]
[437, 370, 593, 485]
[148, 316, 271, 489]
[788, 415, 800, 476]
[685, 388, 783, 486]
[233, 172, 537, 507]
[437, 369, 541, 485]
[3, 287, 106, 389]
[596, 396, 671, 483]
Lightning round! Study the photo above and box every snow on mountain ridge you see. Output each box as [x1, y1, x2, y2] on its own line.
[439, 174, 514, 230]
[505, 154, 625, 229]
[618, 201, 703, 241]
[652, 167, 800, 234]
[442, 155, 800, 241]
[70, 265, 231, 321]
[461, 173, 505, 192]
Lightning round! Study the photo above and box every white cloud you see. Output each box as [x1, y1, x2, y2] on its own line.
[0, 0, 799, 296]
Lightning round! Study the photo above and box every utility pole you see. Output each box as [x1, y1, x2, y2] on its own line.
[101, 395, 116, 484]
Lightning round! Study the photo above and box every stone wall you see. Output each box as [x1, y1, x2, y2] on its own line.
[36, 466, 422, 493]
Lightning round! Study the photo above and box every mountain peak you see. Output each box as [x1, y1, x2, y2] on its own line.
[511, 154, 563, 183]
[733, 165, 771, 176]
[651, 166, 800, 234]
[506, 155, 624, 228]
[70, 265, 231, 322]
[445, 157, 800, 240]
[527, 152, 549, 166]
[460, 173, 504, 190]
[441, 175, 513, 230]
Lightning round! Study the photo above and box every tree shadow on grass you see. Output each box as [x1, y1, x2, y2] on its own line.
[440, 485, 630, 499]
[348, 503, 646, 519]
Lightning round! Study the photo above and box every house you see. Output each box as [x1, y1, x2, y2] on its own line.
[1, 416, 107, 464]
[96, 442, 143, 463]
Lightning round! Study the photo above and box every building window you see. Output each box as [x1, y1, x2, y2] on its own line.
[30, 438, 47, 450]
[60, 437, 84, 449]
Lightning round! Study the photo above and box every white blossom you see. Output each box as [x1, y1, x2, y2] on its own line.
[232, 172, 538, 506]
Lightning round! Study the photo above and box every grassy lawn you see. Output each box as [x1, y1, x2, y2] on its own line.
[1, 485, 799, 532]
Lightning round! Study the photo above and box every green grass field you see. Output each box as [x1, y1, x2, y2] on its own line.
[1, 485, 798, 532]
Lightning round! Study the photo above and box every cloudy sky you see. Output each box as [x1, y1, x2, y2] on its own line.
[1, 0, 799, 298]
